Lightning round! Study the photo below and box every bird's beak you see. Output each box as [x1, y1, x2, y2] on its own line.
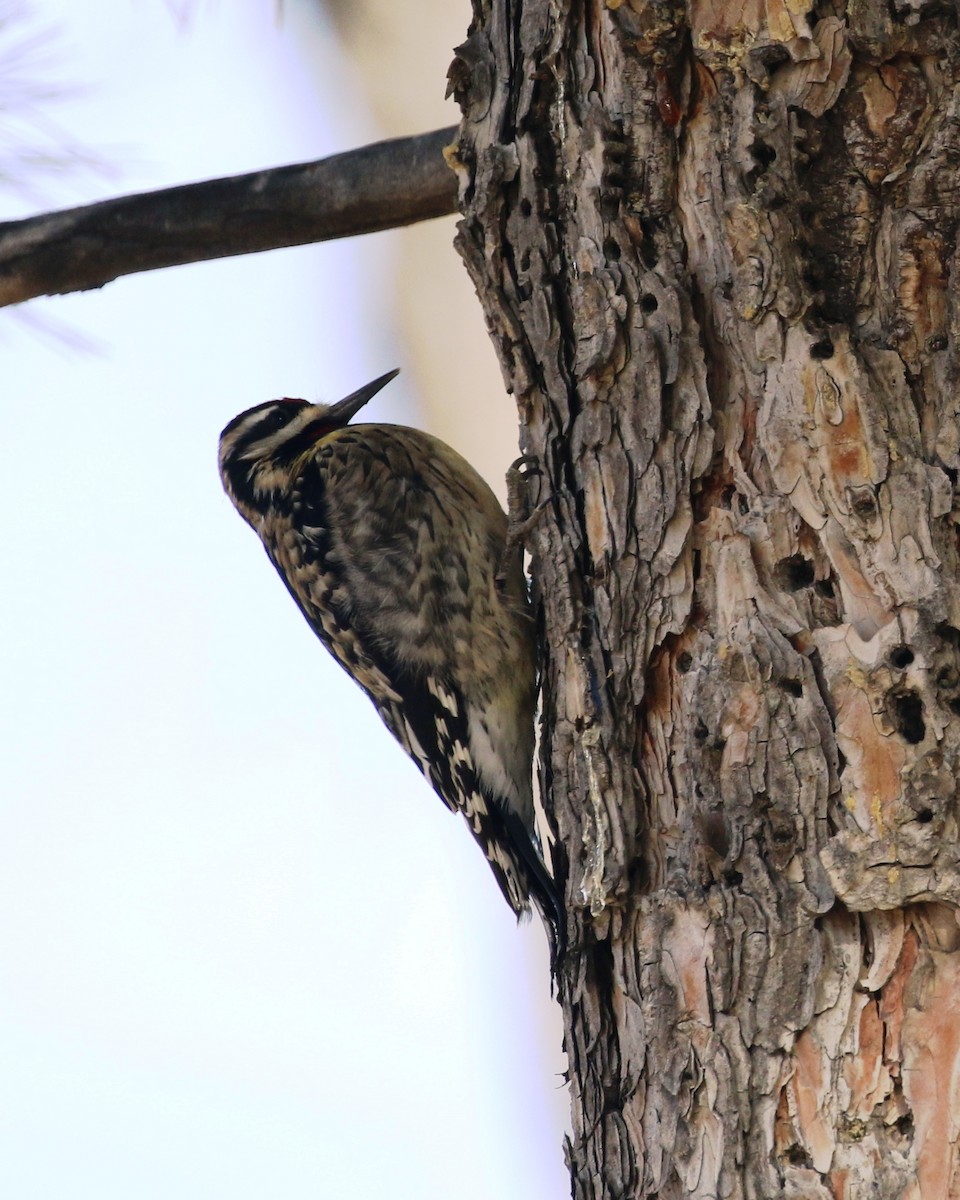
[327, 368, 400, 425]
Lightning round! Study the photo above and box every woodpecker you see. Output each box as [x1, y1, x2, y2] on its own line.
[218, 369, 561, 960]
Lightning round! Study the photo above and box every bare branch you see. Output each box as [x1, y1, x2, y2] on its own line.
[0, 126, 459, 307]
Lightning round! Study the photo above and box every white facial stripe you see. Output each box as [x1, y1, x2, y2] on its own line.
[236, 405, 328, 462]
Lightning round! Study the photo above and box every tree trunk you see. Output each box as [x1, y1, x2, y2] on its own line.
[451, 2, 960, 1197]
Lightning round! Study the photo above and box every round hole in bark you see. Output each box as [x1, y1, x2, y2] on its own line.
[810, 338, 835, 359]
[935, 622, 960, 647]
[895, 1113, 915, 1138]
[889, 645, 915, 669]
[916, 808, 934, 824]
[779, 678, 803, 697]
[751, 141, 777, 167]
[888, 690, 925, 744]
[641, 293, 658, 313]
[676, 651, 693, 673]
[774, 554, 815, 590]
[785, 1145, 813, 1168]
[603, 238, 621, 261]
[846, 486, 878, 522]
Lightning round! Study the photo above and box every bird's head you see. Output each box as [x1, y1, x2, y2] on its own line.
[218, 368, 399, 523]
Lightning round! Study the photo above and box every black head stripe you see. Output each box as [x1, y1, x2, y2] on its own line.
[220, 398, 305, 445]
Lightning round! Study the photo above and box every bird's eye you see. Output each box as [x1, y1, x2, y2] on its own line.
[265, 408, 291, 431]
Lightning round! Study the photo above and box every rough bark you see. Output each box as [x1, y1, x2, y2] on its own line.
[450, 2, 960, 1197]
[0, 127, 457, 307]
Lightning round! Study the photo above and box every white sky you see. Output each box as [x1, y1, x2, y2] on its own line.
[1, 3, 568, 1197]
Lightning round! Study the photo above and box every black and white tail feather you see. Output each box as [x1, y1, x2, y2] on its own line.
[219, 370, 563, 967]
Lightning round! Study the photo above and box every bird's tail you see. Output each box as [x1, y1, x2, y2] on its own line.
[499, 806, 566, 976]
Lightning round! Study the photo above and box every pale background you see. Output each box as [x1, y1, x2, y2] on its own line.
[1, 2, 568, 1197]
